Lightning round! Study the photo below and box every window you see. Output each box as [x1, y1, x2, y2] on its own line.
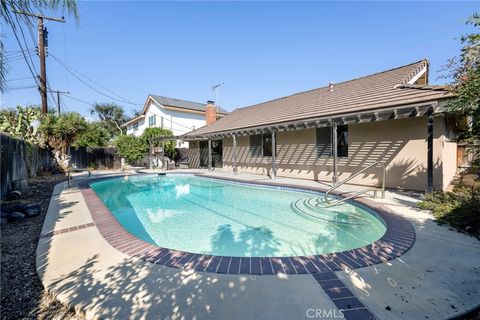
[148, 115, 156, 127]
[262, 133, 276, 157]
[337, 125, 348, 157]
[160, 116, 164, 128]
[316, 125, 348, 158]
[316, 127, 332, 157]
[133, 122, 139, 131]
[250, 133, 276, 157]
[250, 134, 262, 156]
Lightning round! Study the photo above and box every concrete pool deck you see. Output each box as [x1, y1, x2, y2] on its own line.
[37, 170, 480, 319]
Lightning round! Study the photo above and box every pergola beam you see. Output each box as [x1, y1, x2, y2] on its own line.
[175, 103, 436, 143]
[426, 107, 434, 194]
[271, 129, 277, 179]
[208, 139, 212, 171]
[232, 134, 238, 175]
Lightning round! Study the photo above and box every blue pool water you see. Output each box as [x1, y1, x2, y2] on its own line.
[90, 174, 386, 257]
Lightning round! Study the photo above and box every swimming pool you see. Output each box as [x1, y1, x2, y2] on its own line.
[90, 174, 386, 258]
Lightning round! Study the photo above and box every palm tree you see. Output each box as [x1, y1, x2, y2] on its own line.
[0, 0, 79, 92]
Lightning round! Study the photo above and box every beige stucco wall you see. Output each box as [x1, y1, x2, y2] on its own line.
[188, 116, 458, 191]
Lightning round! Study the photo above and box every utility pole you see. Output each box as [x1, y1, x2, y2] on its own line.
[13, 11, 65, 114]
[47, 90, 70, 115]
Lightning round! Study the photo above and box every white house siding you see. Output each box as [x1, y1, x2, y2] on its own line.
[126, 101, 207, 148]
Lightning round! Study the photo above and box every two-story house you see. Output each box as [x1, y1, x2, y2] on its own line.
[123, 95, 228, 148]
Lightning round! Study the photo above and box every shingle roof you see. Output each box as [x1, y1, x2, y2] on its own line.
[185, 59, 452, 136]
[150, 95, 229, 114]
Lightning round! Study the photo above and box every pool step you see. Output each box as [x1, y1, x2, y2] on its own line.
[290, 197, 368, 225]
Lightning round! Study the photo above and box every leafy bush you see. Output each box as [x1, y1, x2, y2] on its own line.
[114, 135, 147, 164]
[419, 184, 480, 236]
[141, 127, 177, 159]
[75, 122, 110, 147]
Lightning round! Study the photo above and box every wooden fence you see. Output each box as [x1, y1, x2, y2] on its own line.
[0, 133, 56, 197]
[68, 146, 122, 170]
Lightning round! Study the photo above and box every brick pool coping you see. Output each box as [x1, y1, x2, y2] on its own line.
[78, 172, 416, 276]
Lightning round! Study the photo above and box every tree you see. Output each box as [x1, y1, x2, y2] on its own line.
[90, 103, 127, 138]
[443, 13, 480, 140]
[39, 112, 88, 170]
[141, 127, 177, 159]
[75, 122, 110, 147]
[115, 135, 147, 164]
[0, 0, 79, 92]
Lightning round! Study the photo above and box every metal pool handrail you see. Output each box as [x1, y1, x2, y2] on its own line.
[324, 161, 386, 206]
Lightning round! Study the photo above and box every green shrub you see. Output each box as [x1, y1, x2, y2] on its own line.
[114, 135, 147, 164]
[419, 184, 480, 236]
[141, 127, 177, 159]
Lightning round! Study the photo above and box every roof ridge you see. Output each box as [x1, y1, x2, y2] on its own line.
[234, 59, 428, 112]
[150, 94, 204, 106]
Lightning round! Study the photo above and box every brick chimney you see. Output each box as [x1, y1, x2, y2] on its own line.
[205, 100, 217, 125]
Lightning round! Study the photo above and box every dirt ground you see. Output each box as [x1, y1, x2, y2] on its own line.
[1, 174, 82, 320]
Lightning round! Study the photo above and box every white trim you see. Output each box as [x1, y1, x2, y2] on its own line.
[407, 65, 427, 85]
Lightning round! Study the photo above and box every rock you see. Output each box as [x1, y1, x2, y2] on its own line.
[5, 190, 21, 200]
[385, 306, 392, 311]
[0, 217, 7, 225]
[2, 204, 41, 217]
[5, 204, 28, 214]
[24, 204, 41, 218]
[7, 211, 26, 222]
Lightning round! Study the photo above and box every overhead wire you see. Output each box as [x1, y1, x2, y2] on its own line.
[62, 94, 92, 106]
[15, 14, 39, 78]
[5, 76, 33, 82]
[49, 53, 142, 106]
[7, 12, 40, 91]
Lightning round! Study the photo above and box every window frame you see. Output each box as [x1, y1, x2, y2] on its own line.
[316, 125, 348, 158]
[262, 132, 275, 157]
[148, 115, 156, 127]
[249, 134, 262, 156]
[336, 125, 348, 158]
[249, 133, 276, 157]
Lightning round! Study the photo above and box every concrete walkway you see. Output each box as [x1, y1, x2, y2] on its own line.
[37, 170, 480, 319]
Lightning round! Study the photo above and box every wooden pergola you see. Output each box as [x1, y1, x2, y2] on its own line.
[158, 102, 438, 193]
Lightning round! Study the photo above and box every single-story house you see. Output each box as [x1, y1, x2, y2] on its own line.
[123, 95, 228, 148]
[182, 59, 459, 192]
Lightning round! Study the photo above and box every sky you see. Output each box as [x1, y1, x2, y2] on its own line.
[2, 1, 478, 119]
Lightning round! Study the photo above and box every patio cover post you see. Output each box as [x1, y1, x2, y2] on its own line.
[149, 139, 152, 169]
[208, 138, 213, 171]
[232, 135, 238, 175]
[271, 129, 277, 179]
[426, 107, 434, 194]
[332, 123, 338, 186]
[161, 140, 165, 170]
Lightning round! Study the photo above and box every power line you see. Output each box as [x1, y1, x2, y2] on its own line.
[8, 85, 38, 90]
[62, 94, 92, 106]
[15, 14, 38, 78]
[6, 76, 33, 82]
[8, 21, 41, 89]
[14, 10, 66, 113]
[49, 53, 142, 106]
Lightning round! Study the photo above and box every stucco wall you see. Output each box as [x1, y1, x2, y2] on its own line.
[189, 116, 458, 191]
